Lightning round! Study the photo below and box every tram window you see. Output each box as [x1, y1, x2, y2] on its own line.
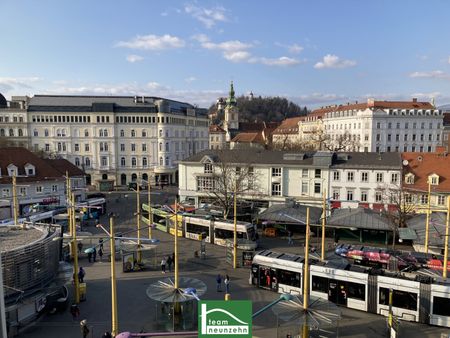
[433, 296, 450, 316]
[259, 266, 274, 289]
[278, 269, 300, 288]
[215, 228, 245, 239]
[187, 222, 208, 234]
[312, 276, 328, 293]
[347, 282, 365, 301]
[379, 288, 417, 311]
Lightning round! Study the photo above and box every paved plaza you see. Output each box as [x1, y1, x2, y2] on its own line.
[17, 191, 450, 338]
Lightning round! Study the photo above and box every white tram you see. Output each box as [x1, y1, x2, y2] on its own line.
[251, 250, 450, 328]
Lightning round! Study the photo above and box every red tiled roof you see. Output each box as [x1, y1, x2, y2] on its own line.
[0, 147, 65, 184]
[209, 124, 225, 133]
[402, 152, 450, 193]
[273, 116, 305, 134]
[45, 159, 85, 177]
[311, 99, 435, 115]
[231, 132, 264, 143]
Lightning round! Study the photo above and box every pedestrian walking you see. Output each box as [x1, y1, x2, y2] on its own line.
[216, 274, 222, 292]
[98, 247, 103, 262]
[77, 241, 83, 255]
[287, 230, 293, 245]
[99, 238, 104, 251]
[224, 274, 230, 294]
[80, 319, 90, 338]
[70, 303, 80, 320]
[78, 267, 85, 283]
[161, 257, 166, 274]
[93, 247, 97, 262]
[167, 255, 173, 272]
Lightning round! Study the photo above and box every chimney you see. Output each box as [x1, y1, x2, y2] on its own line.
[412, 98, 417, 103]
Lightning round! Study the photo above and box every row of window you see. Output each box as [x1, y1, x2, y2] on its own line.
[272, 168, 322, 178]
[32, 115, 92, 123]
[0, 115, 25, 122]
[273, 181, 322, 196]
[333, 171, 398, 184]
[0, 128, 24, 137]
[1, 184, 59, 197]
[377, 121, 441, 129]
[376, 133, 440, 142]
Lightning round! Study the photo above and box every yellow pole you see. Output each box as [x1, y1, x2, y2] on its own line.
[148, 171, 152, 239]
[443, 197, 450, 279]
[67, 174, 73, 238]
[321, 189, 326, 261]
[110, 216, 119, 336]
[304, 207, 310, 310]
[425, 180, 431, 254]
[174, 198, 179, 289]
[137, 180, 142, 262]
[72, 192, 80, 304]
[233, 183, 237, 269]
[388, 288, 393, 328]
[12, 174, 18, 227]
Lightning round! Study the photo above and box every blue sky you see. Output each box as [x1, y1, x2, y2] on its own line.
[1, 0, 450, 108]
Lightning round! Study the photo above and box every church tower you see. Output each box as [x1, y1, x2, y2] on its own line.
[224, 81, 239, 131]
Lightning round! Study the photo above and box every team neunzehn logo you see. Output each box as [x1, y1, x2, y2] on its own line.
[198, 300, 252, 337]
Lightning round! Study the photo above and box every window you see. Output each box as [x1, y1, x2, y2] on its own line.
[75, 157, 80, 166]
[19, 187, 27, 196]
[142, 143, 147, 152]
[85, 157, 91, 167]
[85, 129, 89, 137]
[74, 144, 79, 152]
[420, 194, 428, 204]
[45, 144, 50, 152]
[272, 168, 281, 177]
[396, 134, 399, 141]
[348, 282, 366, 301]
[131, 130, 136, 137]
[347, 190, 353, 201]
[302, 169, 308, 178]
[375, 191, 382, 202]
[347, 172, 354, 182]
[429, 175, 439, 185]
[197, 177, 216, 191]
[121, 157, 126, 167]
[332, 190, 340, 200]
[379, 288, 417, 310]
[2, 188, 10, 197]
[142, 157, 148, 167]
[36, 186, 43, 194]
[131, 157, 137, 167]
[271, 183, 281, 196]
[33, 129, 38, 137]
[120, 130, 125, 137]
[159, 157, 163, 166]
[333, 171, 340, 181]
[433, 296, 450, 316]
[391, 173, 399, 184]
[204, 163, 213, 173]
[388, 122, 392, 129]
[315, 169, 321, 178]
[159, 142, 163, 151]
[101, 156, 107, 167]
[376, 134, 381, 142]
[376, 173, 383, 183]
[405, 122, 409, 129]
[142, 130, 147, 137]
[376, 122, 381, 129]
[312, 276, 328, 293]
[314, 182, 321, 194]
[165, 142, 169, 151]
[44, 129, 49, 137]
[131, 144, 136, 152]
[120, 144, 125, 152]
[405, 173, 414, 184]
[301, 181, 308, 195]
[52, 184, 58, 192]
[412, 134, 416, 141]
[361, 172, 368, 182]
[360, 191, 368, 202]
[85, 144, 90, 152]
[438, 195, 446, 206]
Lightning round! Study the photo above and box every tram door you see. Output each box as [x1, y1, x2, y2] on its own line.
[328, 279, 347, 306]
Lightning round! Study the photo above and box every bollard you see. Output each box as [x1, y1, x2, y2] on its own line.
[225, 293, 231, 301]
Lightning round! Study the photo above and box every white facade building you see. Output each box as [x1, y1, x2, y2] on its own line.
[0, 94, 209, 187]
[179, 150, 402, 210]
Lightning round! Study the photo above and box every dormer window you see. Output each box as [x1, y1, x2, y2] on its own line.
[204, 163, 213, 174]
[405, 173, 415, 185]
[7, 164, 18, 177]
[429, 174, 439, 186]
[24, 163, 35, 176]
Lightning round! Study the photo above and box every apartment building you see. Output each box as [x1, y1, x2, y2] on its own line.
[0, 94, 209, 188]
[0, 94, 29, 148]
[179, 149, 402, 210]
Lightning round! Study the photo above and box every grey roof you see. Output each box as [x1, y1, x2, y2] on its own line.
[406, 213, 447, 247]
[331, 152, 402, 170]
[182, 149, 402, 169]
[27, 95, 207, 116]
[258, 203, 323, 224]
[327, 207, 392, 231]
[182, 149, 328, 167]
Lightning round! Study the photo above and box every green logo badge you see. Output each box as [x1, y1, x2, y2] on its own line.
[198, 300, 252, 337]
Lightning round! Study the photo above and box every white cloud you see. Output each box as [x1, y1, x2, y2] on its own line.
[126, 54, 144, 63]
[314, 54, 357, 69]
[288, 43, 304, 54]
[224, 51, 252, 62]
[184, 3, 228, 28]
[201, 39, 253, 52]
[116, 34, 185, 50]
[255, 56, 303, 66]
[0, 77, 40, 95]
[409, 70, 450, 80]
[184, 76, 197, 83]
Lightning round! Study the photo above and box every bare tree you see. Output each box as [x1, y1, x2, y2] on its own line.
[198, 155, 261, 219]
[313, 130, 360, 152]
[379, 183, 417, 249]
